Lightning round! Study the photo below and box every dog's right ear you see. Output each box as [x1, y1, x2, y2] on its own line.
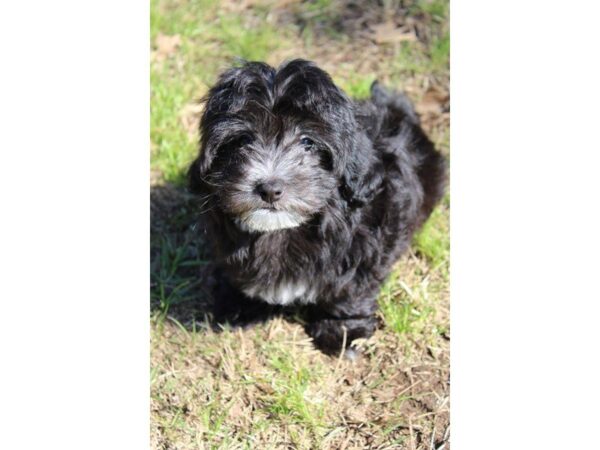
[188, 62, 276, 195]
[187, 67, 243, 195]
[188, 155, 208, 194]
[188, 111, 220, 195]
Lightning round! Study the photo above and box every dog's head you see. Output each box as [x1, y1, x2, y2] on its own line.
[190, 59, 370, 233]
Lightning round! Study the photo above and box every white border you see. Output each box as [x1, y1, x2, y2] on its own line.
[452, 1, 600, 448]
[0, 1, 149, 448]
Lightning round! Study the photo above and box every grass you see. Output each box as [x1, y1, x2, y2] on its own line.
[337, 73, 377, 100]
[151, 1, 449, 448]
[414, 0, 449, 21]
[415, 194, 450, 270]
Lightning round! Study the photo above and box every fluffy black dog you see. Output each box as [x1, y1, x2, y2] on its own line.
[189, 59, 446, 356]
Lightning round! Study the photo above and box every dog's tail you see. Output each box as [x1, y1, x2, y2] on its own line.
[370, 81, 447, 226]
[370, 81, 420, 125]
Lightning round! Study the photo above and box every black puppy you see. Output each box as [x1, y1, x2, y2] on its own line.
[189, 59, 446, 356]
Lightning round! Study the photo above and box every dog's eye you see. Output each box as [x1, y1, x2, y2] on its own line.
[237, 134, 253, 147]
[300, 137, 315, 150]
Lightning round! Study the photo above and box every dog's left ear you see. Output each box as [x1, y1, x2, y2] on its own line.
[274, 60, 384, 208]
[338, 134, 384, 208]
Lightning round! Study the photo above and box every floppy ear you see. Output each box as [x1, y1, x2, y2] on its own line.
[188, 71, 238, 195]
[273, 60, 384, 208]
[188, 101, 224, 195]
[188, 107, 222, 195]
[338, 133, 384, 208]
[188, 155, 208, 194]
[188, 61, 276, 195]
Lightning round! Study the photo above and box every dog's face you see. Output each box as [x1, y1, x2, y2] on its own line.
[191, 60, 360, 233]
[207, 124, 337, 232]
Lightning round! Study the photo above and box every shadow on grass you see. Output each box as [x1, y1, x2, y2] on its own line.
[150, 183, 298, 331]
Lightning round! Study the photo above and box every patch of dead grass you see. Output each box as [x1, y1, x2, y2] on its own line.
[152, 311, 449, 449]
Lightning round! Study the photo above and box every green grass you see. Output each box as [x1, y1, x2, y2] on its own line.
[393, 36, 449, 78]
[430, 31, 450, 72]
[414, 193, 450, 270]
[150, 80, 196, 184]
[393, 0, 450, 79]
[217, 14, 282, 61]
[378, 266, 436, 341]
[415, 0, 450, 20]
[266, 355, 324, 426]
[151, 1, 450, 449]
[337, 74, 377, 100]
[150, 1, 297, 185]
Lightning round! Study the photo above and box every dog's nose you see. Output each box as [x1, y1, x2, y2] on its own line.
[256, 180, 284, 203]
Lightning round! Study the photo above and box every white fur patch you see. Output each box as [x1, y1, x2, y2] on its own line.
[243, 279, 316, 305]
[240, 209, 303, 232]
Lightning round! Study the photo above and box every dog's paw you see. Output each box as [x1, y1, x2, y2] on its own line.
[305, 316, 376, 356]
[343, 346, 359, 361]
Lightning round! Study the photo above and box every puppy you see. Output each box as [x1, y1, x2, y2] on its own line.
[189, 59, 446, 356]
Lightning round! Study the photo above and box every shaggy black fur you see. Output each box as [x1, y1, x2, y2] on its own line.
[189, 59, 446, 356]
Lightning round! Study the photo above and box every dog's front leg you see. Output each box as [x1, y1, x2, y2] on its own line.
[304, 298, 378, 357]
[210, 268, 278, 329]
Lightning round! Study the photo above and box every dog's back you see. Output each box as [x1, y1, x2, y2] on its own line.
[359, 83, 447, 226]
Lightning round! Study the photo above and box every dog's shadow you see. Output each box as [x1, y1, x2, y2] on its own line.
[151, 183, 301, 332]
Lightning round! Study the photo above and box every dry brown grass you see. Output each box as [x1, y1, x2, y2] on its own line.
[151, 295, 449, 449]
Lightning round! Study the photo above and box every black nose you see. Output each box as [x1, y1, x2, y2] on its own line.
[256, 180, 284, 203]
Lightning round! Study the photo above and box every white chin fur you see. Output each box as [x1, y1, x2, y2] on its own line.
[239, 209, 303, 232]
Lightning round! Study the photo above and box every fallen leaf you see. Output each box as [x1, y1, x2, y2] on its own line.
[417, 86, 449, 115]
[227, 400, 247, 424]
[371, 22, 417, 44]
[179, 102, 204, 140]
[153, 33, 181, 63]
[346, 406, 369, 423]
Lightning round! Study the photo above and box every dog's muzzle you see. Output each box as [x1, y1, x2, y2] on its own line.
[237, 208, 304, 232]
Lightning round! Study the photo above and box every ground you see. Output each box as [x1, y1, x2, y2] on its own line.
[150, 1, 450, 449]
